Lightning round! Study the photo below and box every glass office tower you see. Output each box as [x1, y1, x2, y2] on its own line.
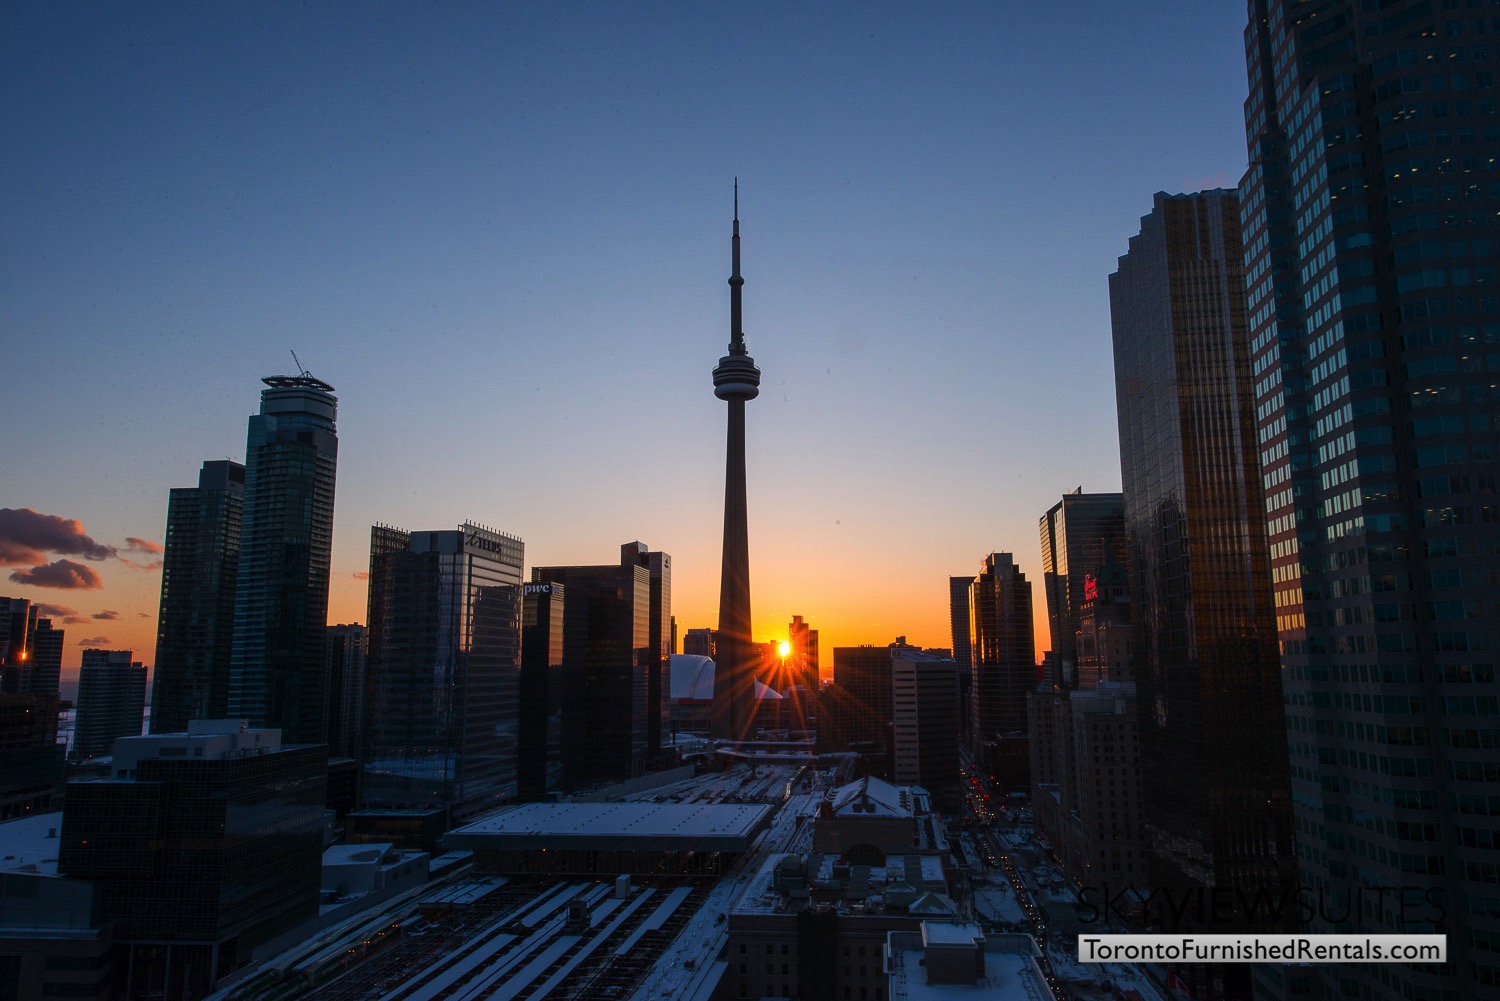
[362, 523, 523, 819]
[228, 375, 338, 745]
[1110, 192, 1295, 1001]
[1038, 491, 1125, 687]
[1242, 4, 1500, 997]
[151, 459, 243, 734]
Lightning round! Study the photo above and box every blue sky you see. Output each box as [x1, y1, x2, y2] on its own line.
[2, 2, 1251, 669]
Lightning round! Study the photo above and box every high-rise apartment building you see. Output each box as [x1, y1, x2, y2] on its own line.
[967, 553, 1034, 790]
[228, 374, 338, 745]
[682, 627, 716, 659]
[362, 523, 523, 818]
[1038, 491, 1124, 687]
[1110, 190, 1295, 999]
[151, 459, 244, 733]
[1, 597, 62, 697]
[325, 623, 367, 760]
[948, 576, 973, 674]
[531, 547, 655, 786]
[73, 650, 146, 760]
[1241, 5, 1500, 997]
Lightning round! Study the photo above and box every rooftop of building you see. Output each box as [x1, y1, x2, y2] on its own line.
[733, 847, 953, 917]
[828, 775, 928, 818]
[446, 800, 774, 854]
[669, 654, 780, 702]
[886, 925, 1047, 1000]
[0, 812, 64, 877]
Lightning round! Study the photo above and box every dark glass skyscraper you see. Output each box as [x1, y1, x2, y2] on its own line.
[362, 523, 523, 818]
[228, 374, 337, 745]
[1110, 192, 1295, 997]
[151, 459, 243, 734]
[532, 550, 653, 787]
[1242, 4, 1500, 996]
[518, 580, 565, 801]
[1038, 490, 1125, 687]
[968, 552, 1034, 790]
[622, 541, 672, 760]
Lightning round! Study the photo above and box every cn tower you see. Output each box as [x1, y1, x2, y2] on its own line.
[710, 182, 761, 742]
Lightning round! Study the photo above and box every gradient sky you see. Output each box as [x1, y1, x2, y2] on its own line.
[3, 2, 1252, 678]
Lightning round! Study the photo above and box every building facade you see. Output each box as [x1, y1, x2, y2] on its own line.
[531, 550, 653, 787]
[1110, 190, 1295, 999]
[891, 649, 961, 812]
[621, 542, 672, 761]
[0, 597, 65, 819]
[517, 580, 565, 801]
[967, 553, 1034, 790]
[1240, 4, 1500, 997]
[1038, 490, 1125, 687]
[73, 650, 146, 760]
[150, 459, 243, 734]
[362, 523, 524, 818]
[59, 721, 326, 1000]
[325, 622, 367, 760]
[227, 374, 338, 745]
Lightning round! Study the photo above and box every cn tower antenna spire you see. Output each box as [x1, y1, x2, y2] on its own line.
[730, 179, 744, 352]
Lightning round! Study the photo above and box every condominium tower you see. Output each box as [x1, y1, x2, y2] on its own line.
[151, 459, 244, 733]
[227, 374, 338, 745]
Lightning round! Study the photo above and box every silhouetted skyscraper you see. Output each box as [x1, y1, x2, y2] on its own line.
[73, 649, 146, 760]
[0, 596, 65, 819]
[710, 185, 762, 743]
[947, 576, 973, 674]
[622, 541, 672, 760]
[891, 647, 960, 812]
[1038, 490, 1124, 687]
[532, 549, 654, 786]
[325, 622, 367, 760]
[151, 459, 243, 733]
[518, 580, 565, 801]
[228, 373, 337, 745]
[787, 615, 819, 692]
[968, 553, 1034, 791]
[1110, 191, 1294, 999]
[1241, 5, 1500, 997]
[363, 523, 523, 817]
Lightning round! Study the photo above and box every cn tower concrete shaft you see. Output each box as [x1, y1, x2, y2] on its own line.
[710, 184, 761, 742]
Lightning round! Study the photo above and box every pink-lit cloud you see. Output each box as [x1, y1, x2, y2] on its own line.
[35, 602, 88, 624]
[92, 610, 120, 621]
[118, 556, 164, 571]
[124, 537, 164, 555]
[352, 571, 370, 580]
[0, 508, 116, 565]
[77, 636, 111, 647]
[9, 560, 106, 590]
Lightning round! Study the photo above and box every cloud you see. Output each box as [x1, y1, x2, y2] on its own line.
[124, 537, 164, 555]
[77, 636, 111, 647]
[0, 508, 115, 565]
[352, 571, 370, 580]
[9, 560, 106, 590]
[34, 602, 88, 624]
[92, 610, 120, 621]
[118, 557, 164, 572]
[138, 612, 152, 618]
